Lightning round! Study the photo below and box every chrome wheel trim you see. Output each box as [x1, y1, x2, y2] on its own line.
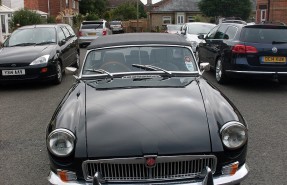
[216, 59, 222, 81]
[57, 63, 62, 81]
[195, 50, 199, 63]
[76, 53, 80, 68]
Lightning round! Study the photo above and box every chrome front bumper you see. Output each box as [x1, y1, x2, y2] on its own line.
[48, 164, 248, 185]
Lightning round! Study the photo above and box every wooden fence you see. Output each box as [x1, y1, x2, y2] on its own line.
[122, 19, 148, 33]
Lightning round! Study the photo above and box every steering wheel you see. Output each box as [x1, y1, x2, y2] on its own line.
[99, 61, 131, 72]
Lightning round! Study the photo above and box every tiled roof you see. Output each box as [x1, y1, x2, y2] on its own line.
[107, 0, 144, 8]
[150, 0, 201, 12]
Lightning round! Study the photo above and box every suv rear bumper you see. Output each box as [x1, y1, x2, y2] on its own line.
[226, 70, 287, 78]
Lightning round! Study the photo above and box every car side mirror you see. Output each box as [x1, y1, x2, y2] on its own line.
[200, 63, 210, 74]
[181, 28, 187, 35]
[198, 34, 205, 39]
[59, 39, 66, 46]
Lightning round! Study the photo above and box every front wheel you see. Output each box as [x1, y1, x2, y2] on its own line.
[215, 58, 228, 84]
[53, 62, 63, 85]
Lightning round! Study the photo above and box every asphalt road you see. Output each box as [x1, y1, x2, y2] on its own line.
[0, 48, 286, 185]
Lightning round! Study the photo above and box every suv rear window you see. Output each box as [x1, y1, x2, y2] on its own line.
[241, 26, 287, 43]
[110, 21, 121, 25]
[81, 23, 103, 29]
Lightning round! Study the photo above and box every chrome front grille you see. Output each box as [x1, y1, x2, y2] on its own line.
[82, 155, 217, 182]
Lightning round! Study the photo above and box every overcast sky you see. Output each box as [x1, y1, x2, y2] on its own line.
[140, 0, 161, 4]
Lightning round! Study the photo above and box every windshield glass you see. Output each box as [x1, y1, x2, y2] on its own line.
[82, 46, 197, 75]
[241, 27, 287, 43]
[81, 24, 103, 29]
[5, 27, 56, 47]
[187, 24, 215, 35]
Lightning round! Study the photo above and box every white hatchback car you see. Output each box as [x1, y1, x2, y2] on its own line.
[78, 20, 112, 48]
[181, 22, 216, 59]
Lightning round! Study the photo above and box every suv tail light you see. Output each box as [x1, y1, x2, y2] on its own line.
[232, 44, 258, 54]
[102, 29, 107, 36]
[78, 31, 83, 37]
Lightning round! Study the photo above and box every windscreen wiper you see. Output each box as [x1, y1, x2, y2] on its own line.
[272, 41, 287, 44]
[132, 64, 172, 76]
[10, 43, 36, 47]
[36, 41, 56, 45]
[84, 69, 113, 79]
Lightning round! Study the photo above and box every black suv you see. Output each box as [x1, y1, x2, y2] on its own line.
[198, 21, 287, 84]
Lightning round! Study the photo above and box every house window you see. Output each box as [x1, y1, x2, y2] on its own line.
[66, 0, 69, 8]
[1, 15, 6, 33]
[261, 9, 266, 22]
[72, 0, 76, 9]
[163, 16, 172, 24]
[176, 13, 185, 24]
[188, 16, 195, 22]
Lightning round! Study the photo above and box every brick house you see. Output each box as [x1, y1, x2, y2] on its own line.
[256, 0, 287, 24]
[146, 0, 202, 31]
[3, 0, 79, 18]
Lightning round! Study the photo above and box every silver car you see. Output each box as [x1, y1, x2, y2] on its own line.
[78, 20, 112, 47]
[181, 22, 216, 60]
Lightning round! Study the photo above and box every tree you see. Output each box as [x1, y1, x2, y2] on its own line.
[10, 9, 42, 30]
[110, 1, 147, 21]
[198, 0, 252, 20]
[79, 0, 107, 17]
[110, 2, 137, 21]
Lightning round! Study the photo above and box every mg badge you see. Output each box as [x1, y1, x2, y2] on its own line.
[11, 64, 17, 67]
[145, 156, 157, 168]
[272, 47, 278, 53]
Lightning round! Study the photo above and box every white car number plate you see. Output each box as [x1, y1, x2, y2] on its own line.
[2, 69, 26, 76]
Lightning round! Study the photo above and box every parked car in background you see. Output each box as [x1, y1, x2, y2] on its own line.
[165, 24, 182, 34]
[110, 20, 124, 34]
[180, 22, 216, 60]
[198, 21, 287, 84]
[0, 24, 79, 85]
[47, 33, 248, 185]
[78, 20, 112, 48]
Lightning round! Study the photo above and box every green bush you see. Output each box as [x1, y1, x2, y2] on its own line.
[85, 13, 99, 21]
[10, 9, 42, 30]
[47, 16, 56, 23]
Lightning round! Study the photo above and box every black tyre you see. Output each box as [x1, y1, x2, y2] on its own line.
[53, 62, 62, 85]
[215, 58, 228, 84]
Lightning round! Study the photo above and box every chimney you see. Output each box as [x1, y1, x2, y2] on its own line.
[147, 0, 152, 5]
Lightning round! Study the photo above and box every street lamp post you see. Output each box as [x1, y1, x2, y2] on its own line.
[0, 18, 3, 43]
[137, 0, 139, 32]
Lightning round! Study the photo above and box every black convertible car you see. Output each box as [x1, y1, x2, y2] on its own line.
[0, 24, 79, 84]
[46, 33, 249, 185]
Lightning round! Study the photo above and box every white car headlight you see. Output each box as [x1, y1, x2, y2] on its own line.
[47, 129, 76, 157]
[220, 121, 247, 150]
[30, 55, 50, 65]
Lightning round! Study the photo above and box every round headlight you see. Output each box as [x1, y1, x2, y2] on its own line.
[220, 121, 247, 150]
[47, 129, 76, 157]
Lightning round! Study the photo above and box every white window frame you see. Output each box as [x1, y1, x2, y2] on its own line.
[261, 9, 266, 22]
[176, 13, 185, 24]
[188, 16, 194, 22]
[162, 16, 172, 24]
[72, 0, 76, 9]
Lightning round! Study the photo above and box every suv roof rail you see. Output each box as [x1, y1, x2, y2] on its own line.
[222, 20, 247, 24]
